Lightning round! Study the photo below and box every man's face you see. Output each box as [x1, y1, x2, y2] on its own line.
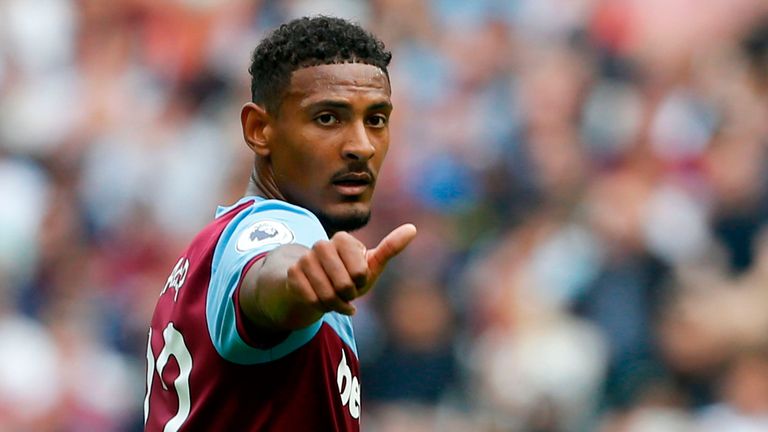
[267, 63, 392, 233]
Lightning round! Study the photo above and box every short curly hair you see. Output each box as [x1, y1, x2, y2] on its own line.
[249, 16, 392, 114]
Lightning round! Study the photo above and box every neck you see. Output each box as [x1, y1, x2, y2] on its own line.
[245, 158, 284, 201]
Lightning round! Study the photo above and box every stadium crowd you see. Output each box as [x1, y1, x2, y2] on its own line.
[2, 0, 768, 430]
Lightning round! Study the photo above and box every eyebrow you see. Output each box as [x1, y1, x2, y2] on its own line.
[302, 99, 393, 112]
[367, 101, 393, 112]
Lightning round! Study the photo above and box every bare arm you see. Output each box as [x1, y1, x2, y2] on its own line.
[239, 224, 417, 333]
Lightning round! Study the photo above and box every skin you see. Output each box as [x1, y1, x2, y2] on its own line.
[239, 63, 417, 333]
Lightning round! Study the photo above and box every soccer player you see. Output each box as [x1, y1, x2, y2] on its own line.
[143, 16, 416, 431]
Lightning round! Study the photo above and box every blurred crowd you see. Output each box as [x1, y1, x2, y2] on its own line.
[2, 0, 768, 430]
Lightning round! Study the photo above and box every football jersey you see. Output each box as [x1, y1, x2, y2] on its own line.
[144, 197, 361, 431]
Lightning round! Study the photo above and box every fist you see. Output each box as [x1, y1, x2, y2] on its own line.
[287, 224, 417, 315]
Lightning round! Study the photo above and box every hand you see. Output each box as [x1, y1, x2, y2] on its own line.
[286, 224, 417, 316]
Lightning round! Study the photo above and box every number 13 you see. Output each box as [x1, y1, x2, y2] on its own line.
[144, 323, 193, 432]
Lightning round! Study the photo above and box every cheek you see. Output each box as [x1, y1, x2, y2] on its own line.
[281, 152, 320, 185]
[276, 139, 335, 187]
[373, 139, 389, 167]
[279, 130, 317, 166]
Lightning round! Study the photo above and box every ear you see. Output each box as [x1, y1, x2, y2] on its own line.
[241, 102, 273, 157]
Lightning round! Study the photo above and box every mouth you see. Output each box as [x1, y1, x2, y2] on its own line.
[331, 172, 373, 196]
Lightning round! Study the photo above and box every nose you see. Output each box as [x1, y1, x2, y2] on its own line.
[342, 121, 375, 162]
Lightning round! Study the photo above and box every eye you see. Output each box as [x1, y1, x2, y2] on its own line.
[315, 113, 338, 126]
[367, 114, 388, 128]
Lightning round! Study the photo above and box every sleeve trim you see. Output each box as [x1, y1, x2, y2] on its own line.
[232, 252, 274, 348]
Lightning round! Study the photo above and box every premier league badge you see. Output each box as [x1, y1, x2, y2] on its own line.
[236, 220, 295, 252]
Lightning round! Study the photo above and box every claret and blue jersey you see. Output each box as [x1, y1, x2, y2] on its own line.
[144, 197, 361, 431]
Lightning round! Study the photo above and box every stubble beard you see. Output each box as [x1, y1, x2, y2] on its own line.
[314, 208, 371, 235]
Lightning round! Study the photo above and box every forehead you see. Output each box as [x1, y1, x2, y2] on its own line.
[285, 63, 391, 104]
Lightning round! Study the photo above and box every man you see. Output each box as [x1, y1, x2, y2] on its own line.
[144, 16, 416, 431]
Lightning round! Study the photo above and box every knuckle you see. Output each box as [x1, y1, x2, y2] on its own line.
[286, 269, 307, 292]
[313, 240, 332, 252]
[298, 253, 318, 271]
[331, 231, 351, 241]
[286, 264, 301, 280]
[332, 231, 358, 247]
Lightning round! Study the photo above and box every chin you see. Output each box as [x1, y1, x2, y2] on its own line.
[315, 206, 371, 234]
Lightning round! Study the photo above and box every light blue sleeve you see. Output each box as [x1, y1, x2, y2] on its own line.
[206, 198, 329, 365]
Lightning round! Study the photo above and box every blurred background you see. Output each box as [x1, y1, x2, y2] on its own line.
[2, 0, 768, 430]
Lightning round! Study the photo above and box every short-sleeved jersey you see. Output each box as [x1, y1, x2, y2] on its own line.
[144, 197, 361, 431]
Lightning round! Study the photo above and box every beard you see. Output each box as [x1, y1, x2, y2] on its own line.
[313, 207, 371, 235]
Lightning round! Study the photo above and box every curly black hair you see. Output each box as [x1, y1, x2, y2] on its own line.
[249, 16, 392, 114]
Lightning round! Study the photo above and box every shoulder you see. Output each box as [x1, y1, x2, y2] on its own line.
[219, 197, 327, 255]
[218, 197, 323, 232]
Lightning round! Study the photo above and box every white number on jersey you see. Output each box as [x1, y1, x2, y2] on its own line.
[145, 323, 193, 431]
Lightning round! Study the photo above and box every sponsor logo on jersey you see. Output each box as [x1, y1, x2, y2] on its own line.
[236, 220, 294, 252]
[337, 349, 360, 419]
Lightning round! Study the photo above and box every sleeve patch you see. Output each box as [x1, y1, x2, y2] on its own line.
[236, 220, 294, 252]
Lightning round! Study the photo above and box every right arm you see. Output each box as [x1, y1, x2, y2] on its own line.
[238, 225, 417, 334]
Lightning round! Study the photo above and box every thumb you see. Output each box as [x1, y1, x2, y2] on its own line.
[366, 223, 417, 277]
